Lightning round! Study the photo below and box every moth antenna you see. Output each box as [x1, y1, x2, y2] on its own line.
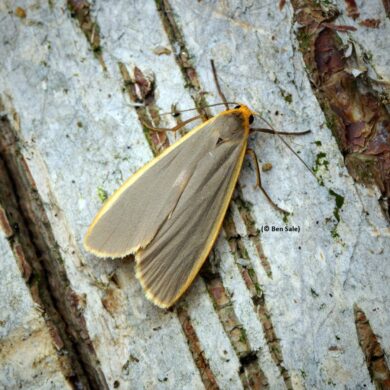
[210, 59, 229, 110]
[159, 102, 239, 116]
[277, 134, 316, 179]
[251, 128, 310, 136]
[141, 115, 201, 133]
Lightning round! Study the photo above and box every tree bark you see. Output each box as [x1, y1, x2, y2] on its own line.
[0, 1, 389, 389]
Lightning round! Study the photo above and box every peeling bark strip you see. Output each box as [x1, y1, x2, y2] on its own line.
[67, 0, 107, 71]
[291, 1, 390, 217]
[177, 308, 220, 390]
[121, 3, 285, 385]
[0, 114, 108, 390]
[354, 305, 390, 389]
[223, 209, 293, 390]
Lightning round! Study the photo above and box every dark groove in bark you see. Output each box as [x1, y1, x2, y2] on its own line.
[235, 187, 273, 278]
[201, 264, 270, 389]
[354, 305, 390, 389]
[382, 0, 390, 18]
[155, 0, 210, 119]
[223, 207, 293, 390]
[67, 0, 107, 71]
[177, 307, 220, 390]
[0, 114, 108, 390]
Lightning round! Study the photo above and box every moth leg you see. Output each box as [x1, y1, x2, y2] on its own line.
[142, 115, 201, 133]
[210, 59, 229, 110]
[246, 148, 289, 214]
[251, 125, 315, 178]
[251, 128, 310, 136]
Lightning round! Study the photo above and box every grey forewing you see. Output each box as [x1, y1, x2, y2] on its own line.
[85, 112, 245, 257]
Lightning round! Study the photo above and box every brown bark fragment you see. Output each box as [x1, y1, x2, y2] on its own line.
[119, 62, 169, 155]
[0, 206, 13, 237]
[14, 243, 32, 281]
[291, 1, 390, 216]
[344, 0, 360, 20]
[359, 19, 381, 28]
[354, 305, 390, 389]
[382, 0, 390, 17]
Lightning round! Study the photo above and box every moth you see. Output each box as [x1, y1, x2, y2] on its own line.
[84, 62, 309, 308]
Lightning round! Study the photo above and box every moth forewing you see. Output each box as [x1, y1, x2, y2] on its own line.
[83, 114, 220, 258]
[84, 106, 254, 308]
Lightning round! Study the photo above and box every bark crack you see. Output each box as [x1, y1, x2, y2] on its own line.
[0, 113, 108, 390]
[200, 265, 270, 389]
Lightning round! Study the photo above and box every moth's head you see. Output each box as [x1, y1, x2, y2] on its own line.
[216, 103, 255, 141]
[232, 103, 255, 128]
